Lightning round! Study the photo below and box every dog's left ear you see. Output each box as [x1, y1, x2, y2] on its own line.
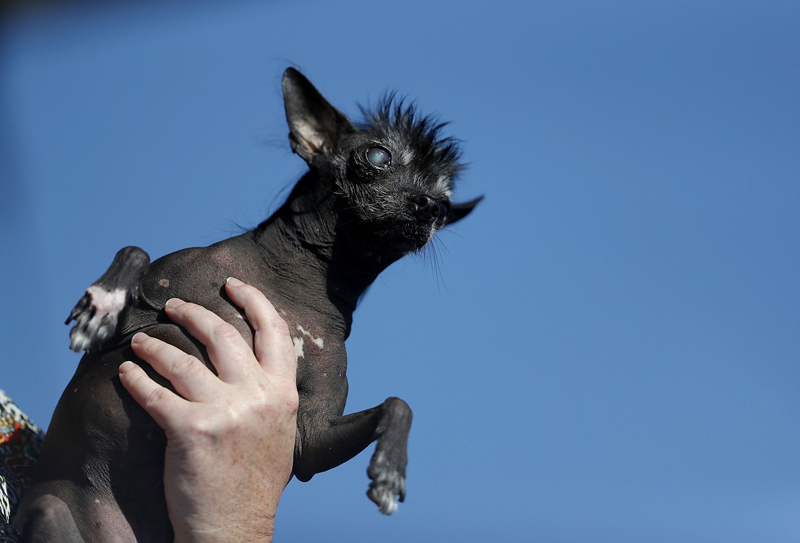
[445, 196, 483, 226]
[283, 68, 357, 167]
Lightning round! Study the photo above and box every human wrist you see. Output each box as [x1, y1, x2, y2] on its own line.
[173, 515, 275, 543]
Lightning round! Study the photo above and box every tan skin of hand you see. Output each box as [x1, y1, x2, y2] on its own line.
[118, 278, 298, 543]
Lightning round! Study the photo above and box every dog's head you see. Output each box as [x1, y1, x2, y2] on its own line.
[282, 68, 480, 258]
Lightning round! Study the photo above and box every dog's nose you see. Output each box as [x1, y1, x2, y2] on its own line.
[412, 195, 450, 223]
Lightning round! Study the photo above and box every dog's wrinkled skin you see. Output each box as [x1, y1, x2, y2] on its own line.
[14, 68, 480, 542]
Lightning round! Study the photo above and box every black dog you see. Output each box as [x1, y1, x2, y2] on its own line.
[14, 68, 480, 542]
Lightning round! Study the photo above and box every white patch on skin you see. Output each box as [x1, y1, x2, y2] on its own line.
[293, 337, 304, 359]
[368, 450, 405, 515]
[296, 325, 324, 349]
[87, 286, 127, 314]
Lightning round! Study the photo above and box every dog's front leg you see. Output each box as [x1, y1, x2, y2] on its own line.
[66, 246, 150, 352]
[294, 397, 412, 515]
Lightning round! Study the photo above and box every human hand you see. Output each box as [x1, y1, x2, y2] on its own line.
[118, 278, 298, 543]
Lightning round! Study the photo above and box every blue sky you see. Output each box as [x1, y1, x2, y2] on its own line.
[1, 1, 799, 541]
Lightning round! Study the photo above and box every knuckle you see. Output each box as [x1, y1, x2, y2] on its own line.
[272, 381, 299, 414]
[144, 384, 166, 410]
[171, 353, 200, 375]
[185, 414, 216, 437]
[268, 316, 292, 339]
[239, 283, 259, 297]
[212, 322, 242, 342]
[140, 336, 164, 357]
[241, 283, 269, 305]
[253, 381, 298, 416]
[284, 388, 300, 414]
[180, 303, 204, 319]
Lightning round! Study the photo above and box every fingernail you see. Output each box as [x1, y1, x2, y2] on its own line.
[119, 361, 135, 374]
[166, 298, 186, 308]
[226, 277, 244, 286]
[131, 332, 148, 344]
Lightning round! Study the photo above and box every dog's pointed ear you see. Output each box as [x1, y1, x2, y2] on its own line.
[445, 196, 483, 225]
[283, 68, 356, 166]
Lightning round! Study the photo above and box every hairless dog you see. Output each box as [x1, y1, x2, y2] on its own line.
[14, 68, 480, 542]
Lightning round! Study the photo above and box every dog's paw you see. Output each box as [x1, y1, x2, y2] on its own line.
[367, 450, 406, 515]
[66, 286, 127, 352]
[65, 246, 150, 352]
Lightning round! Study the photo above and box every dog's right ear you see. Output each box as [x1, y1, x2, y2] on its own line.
[445, 196, 483, 226]
[283, 68, 356, 167]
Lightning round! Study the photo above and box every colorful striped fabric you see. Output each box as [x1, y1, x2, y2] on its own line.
[0, 390, 44, 542]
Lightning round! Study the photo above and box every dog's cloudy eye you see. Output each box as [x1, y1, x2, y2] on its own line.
[366, 146, 391, 168]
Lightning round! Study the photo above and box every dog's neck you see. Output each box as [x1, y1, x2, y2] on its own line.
[250, 172, 403, 334]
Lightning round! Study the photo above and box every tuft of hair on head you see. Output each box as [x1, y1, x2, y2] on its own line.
[357, 94, 464, 184]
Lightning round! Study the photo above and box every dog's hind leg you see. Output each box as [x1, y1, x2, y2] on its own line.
[66, 246, 150, 353]
[18, 495, 84, 543]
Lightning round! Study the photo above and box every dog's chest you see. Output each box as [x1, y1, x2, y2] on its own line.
[275, 305, 348, 397]
[290, 322, 325, 362]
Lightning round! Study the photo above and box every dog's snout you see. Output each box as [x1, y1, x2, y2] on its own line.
[412, 195, 450, 223]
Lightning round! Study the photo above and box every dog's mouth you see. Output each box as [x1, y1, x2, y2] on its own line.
[383, 219, 439, 253]
[334, 193, 447, 258]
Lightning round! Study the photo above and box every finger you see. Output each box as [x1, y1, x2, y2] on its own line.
[163, 298, 254, 382]
[118, 360, 186, 431]
[225, 278, 297, 383]
[130, 332, 218, 402]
